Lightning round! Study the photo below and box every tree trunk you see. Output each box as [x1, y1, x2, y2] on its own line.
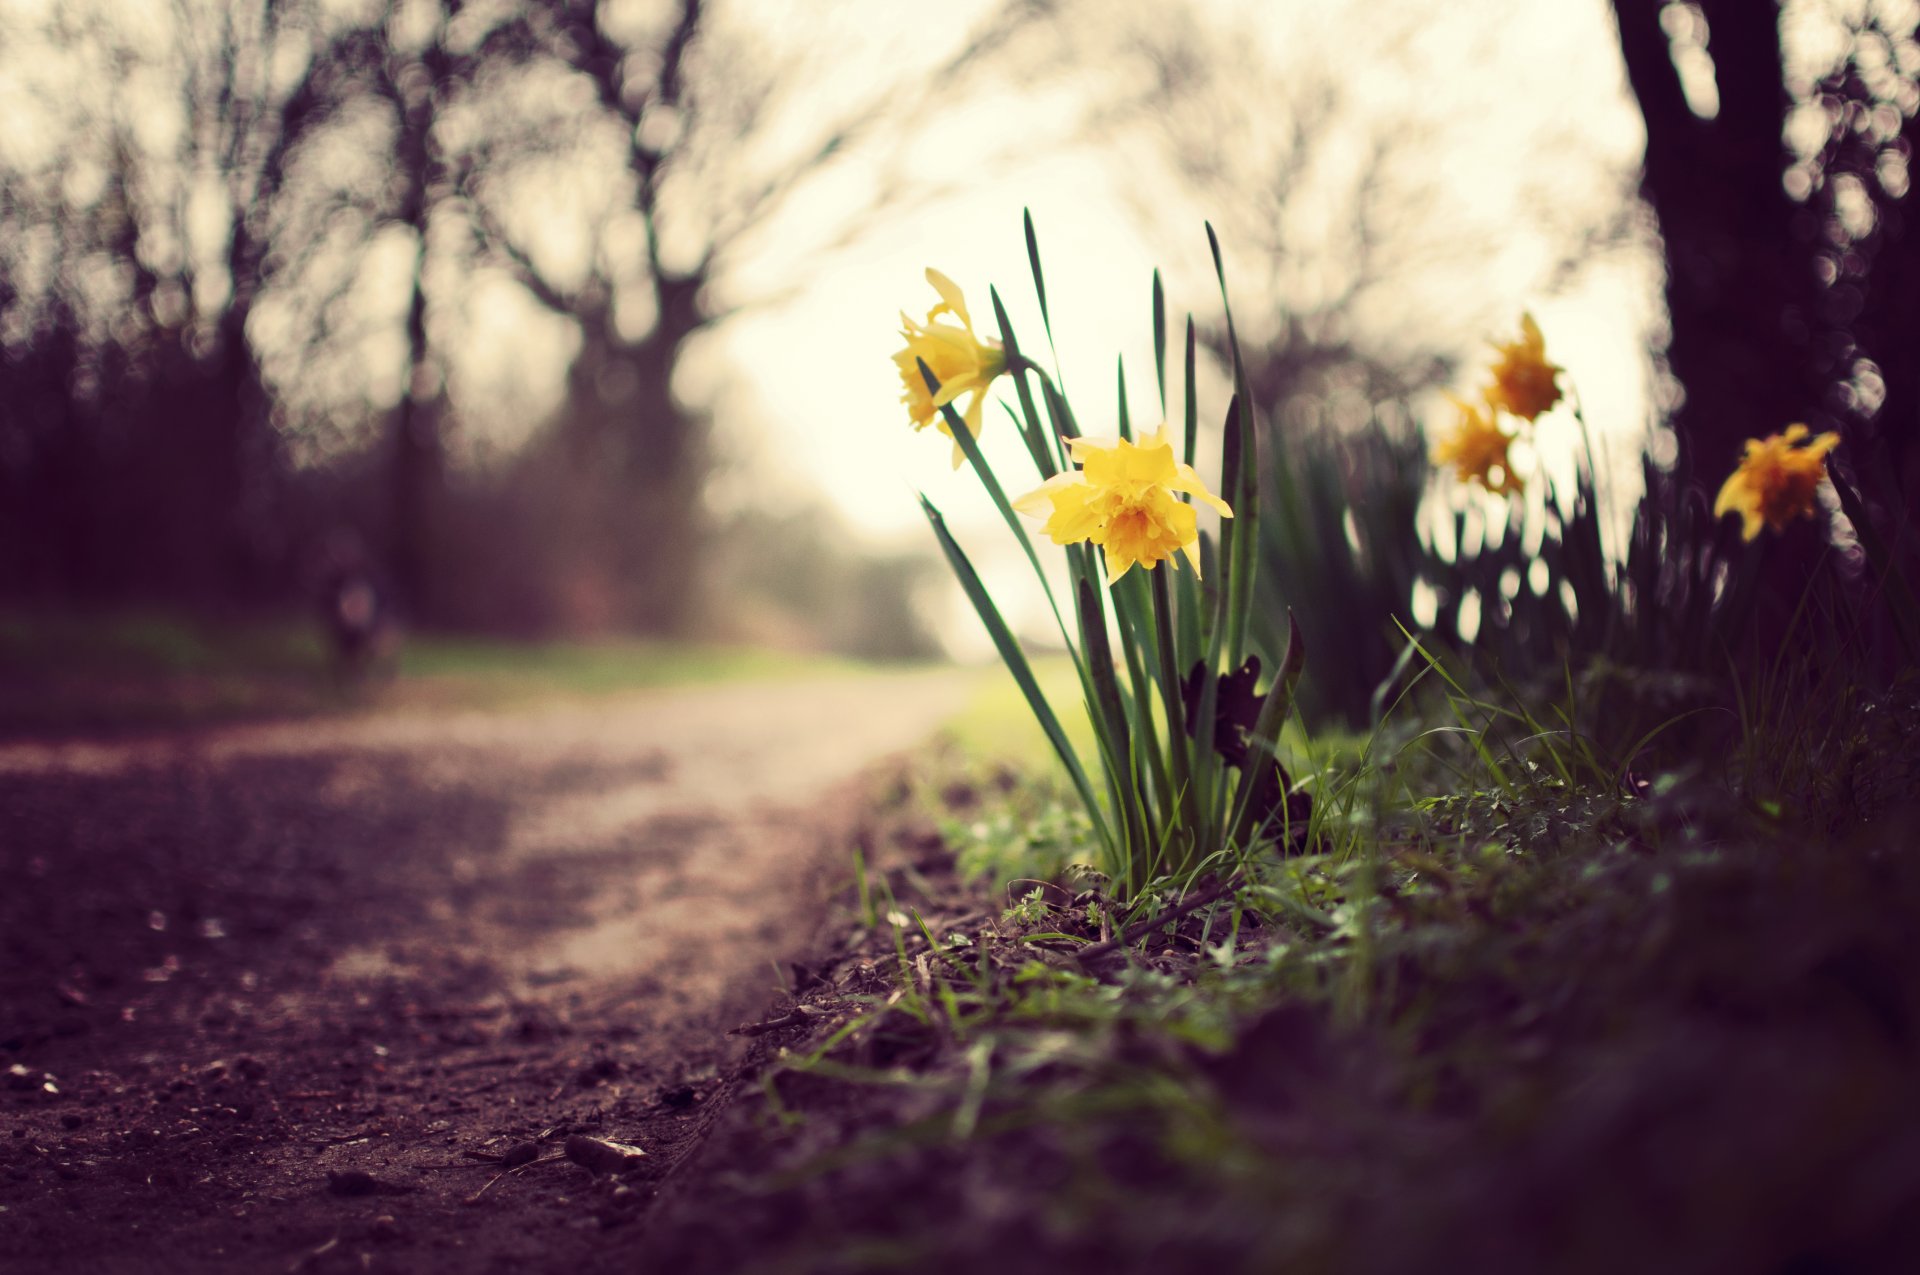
[547, 284, 709, 636]
[391, 234, 442, 623]
[1613, 0, 1836, 648]
[1614, 0, 1817, 471]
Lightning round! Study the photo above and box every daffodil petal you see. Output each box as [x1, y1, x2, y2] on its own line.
[925, 268, 970, 329]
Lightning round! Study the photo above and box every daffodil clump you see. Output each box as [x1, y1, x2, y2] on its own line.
[1430, 313, 1563, 496]
[1713, 424, 1841, 542]
[895, 218, 1301, 896]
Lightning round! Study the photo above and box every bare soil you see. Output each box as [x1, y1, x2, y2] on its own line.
[0, 669, 970, 1274]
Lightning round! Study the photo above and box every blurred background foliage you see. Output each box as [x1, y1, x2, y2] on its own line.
[0, 0, 1071, 653]
[0, 0, 1912, 698]
[1247, 1, 1920, 739]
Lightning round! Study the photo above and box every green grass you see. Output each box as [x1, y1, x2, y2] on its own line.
[0, 607, 879, 736]
[393, 634, 864, 702]
[938, 654, 1093, 773]
[650, 636, 1920, 1272]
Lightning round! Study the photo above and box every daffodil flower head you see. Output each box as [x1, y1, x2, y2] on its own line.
[1713, 424, 1841, 541]
[893, 268, 1008, 468]
[1432, 393, 1523, 495]
[1484, 312, 1563, 422]
[1013, 426, 1232, 585]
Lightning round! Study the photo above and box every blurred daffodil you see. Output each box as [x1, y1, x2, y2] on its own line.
[1014, 426, 1232, 584]
[1485, 313, 1563, 422]
[893, 268, 1008, 467]
[1714, 424, 1841, 541]
[1432, 393, 1522, 495]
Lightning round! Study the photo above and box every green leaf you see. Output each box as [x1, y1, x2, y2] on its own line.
[1107, 568, 1172, 837]
[1204, 224, 1259, 663]
[1183, 317, 1198, 469]
[1153, 270, 1168, 417]
[989, 285, 1057, 481]
[921, 496, 1111, 851]
[1213, 393, 1244, 663]
[1829, 455, 1920, 657]
[1078, 577, 1144, 876]
[1117, 356, 1131, 441]
[1039, 373, 1081, 473]
[919, 358, 1075, 657]
[1151, 566, 1200, 865]
[1025, 208, 1054, 351]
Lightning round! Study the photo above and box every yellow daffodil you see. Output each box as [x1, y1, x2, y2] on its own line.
[1485, 312, 1563, 422]
[1713, 424, 1841, 541]
[893, 268, 1008, 468]
[1014, 425, 1232, 584]
[1432, 393, 1523, 495]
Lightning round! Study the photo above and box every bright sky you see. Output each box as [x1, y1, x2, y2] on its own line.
[650, 0, 1657, 650]
[0, 0, 1656, 518]
[0, 0, 1714, 648]
[693, 0, 1657, 547]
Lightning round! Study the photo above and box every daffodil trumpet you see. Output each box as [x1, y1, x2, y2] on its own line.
[1013, 426, 1232, 586]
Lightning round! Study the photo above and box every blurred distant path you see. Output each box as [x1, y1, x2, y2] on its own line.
[0, 665, 975, 1005]
[0, 666, 975, 1274]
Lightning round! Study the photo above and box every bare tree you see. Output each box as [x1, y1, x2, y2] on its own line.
[0, 0, 383, 602]
[442, 0, 1060, 632]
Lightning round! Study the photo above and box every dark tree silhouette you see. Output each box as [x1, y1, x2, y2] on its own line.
[360, 3, 537, 620]
[1612, 1, 1919, 641]
[0, 1, 383, 604]
[448, 0, 1055, 633]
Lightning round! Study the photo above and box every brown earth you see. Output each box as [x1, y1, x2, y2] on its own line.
[0, 668, 972, 1274]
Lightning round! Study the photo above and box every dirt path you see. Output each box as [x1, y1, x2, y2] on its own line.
[0, 668, 974, 1274]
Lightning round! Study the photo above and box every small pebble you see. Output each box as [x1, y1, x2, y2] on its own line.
[563, 1134, 647, 1176]
[327, 1169, 412, 1197]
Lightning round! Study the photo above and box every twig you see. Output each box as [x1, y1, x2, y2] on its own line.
[462, 1154, 568, 1206]
[307, 1129, 378, 1147]
[727, 1006, 826, 1037]
[461, 1067, 527, 1097]
[1072, 875, 1245, 965]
